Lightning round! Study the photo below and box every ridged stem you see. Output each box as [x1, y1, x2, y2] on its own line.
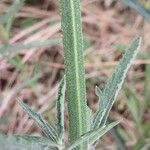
[59, 0, 88, 149]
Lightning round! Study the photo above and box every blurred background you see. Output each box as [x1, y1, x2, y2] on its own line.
[0, 0, 150, 149]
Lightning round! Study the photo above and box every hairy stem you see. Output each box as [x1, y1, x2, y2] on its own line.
[59, 0, 88, 149]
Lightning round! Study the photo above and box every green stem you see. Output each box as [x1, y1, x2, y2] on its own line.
[59, 0, 87, 149]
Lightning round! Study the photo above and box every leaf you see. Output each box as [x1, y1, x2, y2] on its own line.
[66, 121, 120, 150]
[0, 25, 9, 44]
[18, 100, 59, 143]
[2, 0, 25, 33]
[95, 86, 102, 97]
[94, 37, 141, 129]
[56, 76, 66, 141]
[108, 119, 126, 150]
[120, 0, 150, 22]
[111, 44, 127, 52]
[125, 87, 140, 123]
[86, 106, 93, 132]
[92, 108, 106, 130]
[145, 59, 150, 107]
[0, 134, 61, 150]
[0, 38, 62, 54]
[4, 55, 24, 70]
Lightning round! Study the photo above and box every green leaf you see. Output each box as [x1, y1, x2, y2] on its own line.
[4, 55, 24, 70]
[1, 0, 25, 34]
[18, 100, 59, 143]
[66, 121, 120, 150]
[111, 44, 127, 52]
[56, 76, 66, 141]
[0, 25, 9, 44]
[145, 60, 150, 107]
[92, 108, 106, 130]
[94, 37, 141, 129]
[86, 106, 93, 132]
[121, 0, 150, 22]
[95, 86, 102, 97]
[0, 134, 61, 150]
[125, 87, 140, 123]
[108, 119, 126, 150]
[0, 38, 62, 54]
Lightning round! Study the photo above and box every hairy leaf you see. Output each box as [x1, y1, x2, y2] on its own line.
[86, 106, 93, 132]
[56, 76, 66, 142]
[0, 134, 61, 150]
[18, 100, 58, 142]
[94, 37, 141, 129]
[92, 108, 106, 130]
[95, 86, 102, 97]
[66, 121, 120, 150]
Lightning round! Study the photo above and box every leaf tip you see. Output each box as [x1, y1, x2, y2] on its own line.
[95, 86, 102, 97]
[133, 36, 142, 51]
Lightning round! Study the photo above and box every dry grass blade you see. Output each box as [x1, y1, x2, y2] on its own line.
[0, 38, 62, 53]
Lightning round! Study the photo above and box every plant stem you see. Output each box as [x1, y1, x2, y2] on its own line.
[59, 0, 88, 149]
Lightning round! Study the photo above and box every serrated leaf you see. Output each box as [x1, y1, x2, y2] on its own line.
[94, 37, 141, 129]
[0, 134, 61, 150]
[18, 100, 58, 143]
[66, 121, 120, 150]
[56, 76, 66, 141]
[0, 38, 62, 53]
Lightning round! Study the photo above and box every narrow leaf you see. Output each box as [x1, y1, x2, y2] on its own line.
[18, 100, 58, 142]
[66, 121, 120, 150]
[56, 76, 66, 141]
[145, 60, 150, 107]
[92, 108, 106, 129]
[86, 106, 93, 132]
[89, 120, 120, 145]
[125, 87, 140, 123]
[121, 0, 150, 22]
[94, 37, 141, 129]
[95, 86, 102, 97]
[0, 25, 9, 44]
[0, 38, 62, 54]
[2, 0, 25, 33]
[108, 119, 126, 150]
[0, 134, 61, 150]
